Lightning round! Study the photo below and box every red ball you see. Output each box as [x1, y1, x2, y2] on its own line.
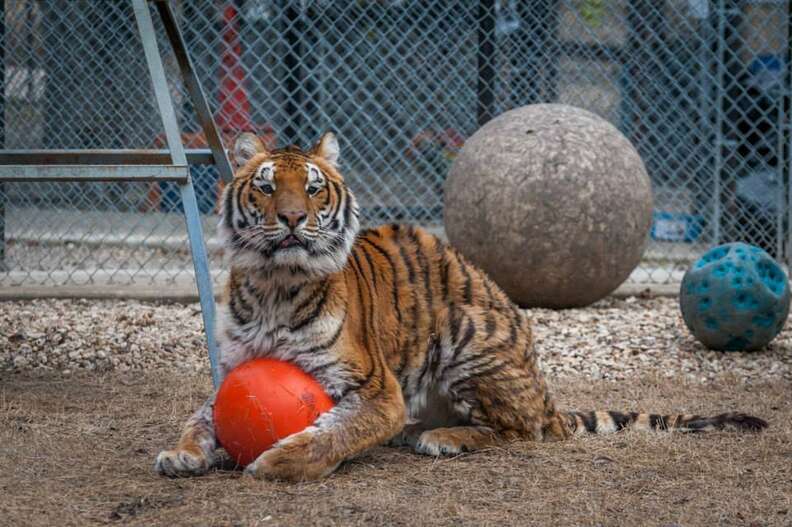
[213, 358, 334, 466]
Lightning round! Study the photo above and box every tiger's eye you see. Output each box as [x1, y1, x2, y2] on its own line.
[259, 183, 274, 195]
[307, 185, 320, 196]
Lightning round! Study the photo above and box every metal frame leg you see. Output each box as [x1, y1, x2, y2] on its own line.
[180, 173, 220, 387]
[133, 0, 220, 386]
[153, 0, 234, 184]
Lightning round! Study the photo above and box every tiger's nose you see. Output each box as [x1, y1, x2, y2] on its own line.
[278, 210, 307, 229]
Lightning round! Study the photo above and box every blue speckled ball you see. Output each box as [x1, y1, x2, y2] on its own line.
[680, 242, 790, 351]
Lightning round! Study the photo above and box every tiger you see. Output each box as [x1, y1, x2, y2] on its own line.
[154, 131, 767, 482]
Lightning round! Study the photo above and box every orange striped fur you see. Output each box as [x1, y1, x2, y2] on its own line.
[155, 132, 767, 482]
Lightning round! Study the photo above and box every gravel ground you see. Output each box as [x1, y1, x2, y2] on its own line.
[1, 296, 790, 382]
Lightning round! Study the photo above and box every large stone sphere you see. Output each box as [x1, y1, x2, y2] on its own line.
[680, 242, 790, 351]
[444, 104, 653, 308]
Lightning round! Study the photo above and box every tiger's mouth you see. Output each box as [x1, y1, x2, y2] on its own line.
[277, 234, 305, 250]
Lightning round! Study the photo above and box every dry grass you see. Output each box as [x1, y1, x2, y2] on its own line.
[1, 371, 790, 527]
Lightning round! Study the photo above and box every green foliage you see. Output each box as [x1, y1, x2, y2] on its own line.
[577, 0, 605, 28]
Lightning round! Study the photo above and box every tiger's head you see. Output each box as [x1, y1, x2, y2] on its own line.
[219, 132, 360, 279]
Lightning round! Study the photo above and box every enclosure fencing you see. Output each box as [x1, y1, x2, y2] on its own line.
[0, 0, 790, 290]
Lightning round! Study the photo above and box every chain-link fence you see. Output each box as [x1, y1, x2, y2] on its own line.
[0, 0, 790, 290]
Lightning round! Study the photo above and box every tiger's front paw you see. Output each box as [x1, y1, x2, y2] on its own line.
[244, 430, 339, 482]
[154, 446, 213, 478]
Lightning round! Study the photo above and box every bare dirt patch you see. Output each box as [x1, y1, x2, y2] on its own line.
[1, 372, 790, 527]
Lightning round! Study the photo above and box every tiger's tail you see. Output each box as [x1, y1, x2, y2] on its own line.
[562, 410, 768, 436]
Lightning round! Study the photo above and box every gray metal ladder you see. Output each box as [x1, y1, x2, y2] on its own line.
[0, 0, 232, 387]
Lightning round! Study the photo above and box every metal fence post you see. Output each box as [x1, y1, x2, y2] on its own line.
[713, 0, 726, 245]
[514, 1, 559, 105]
[477, 0, 496, 127]
[623, 1, 665, 159]
[283, 1, 303, 144]
[787, 0, 792, 268]
[0, 1, 5, 272]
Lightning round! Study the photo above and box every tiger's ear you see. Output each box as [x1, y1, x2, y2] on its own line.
[233, 133, 267, 168]
[311, 131, 340, 167]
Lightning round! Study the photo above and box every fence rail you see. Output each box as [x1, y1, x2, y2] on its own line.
[1, 0, 790, 289]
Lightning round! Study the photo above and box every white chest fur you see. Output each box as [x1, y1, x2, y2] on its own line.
[214, 285, 350, 399]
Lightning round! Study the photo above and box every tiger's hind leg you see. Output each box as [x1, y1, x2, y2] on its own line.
[414, 426, 498, 456]
[387, 423, 425, 448]
[411, 345, 565, 455]
[408, 373, 543, 456]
